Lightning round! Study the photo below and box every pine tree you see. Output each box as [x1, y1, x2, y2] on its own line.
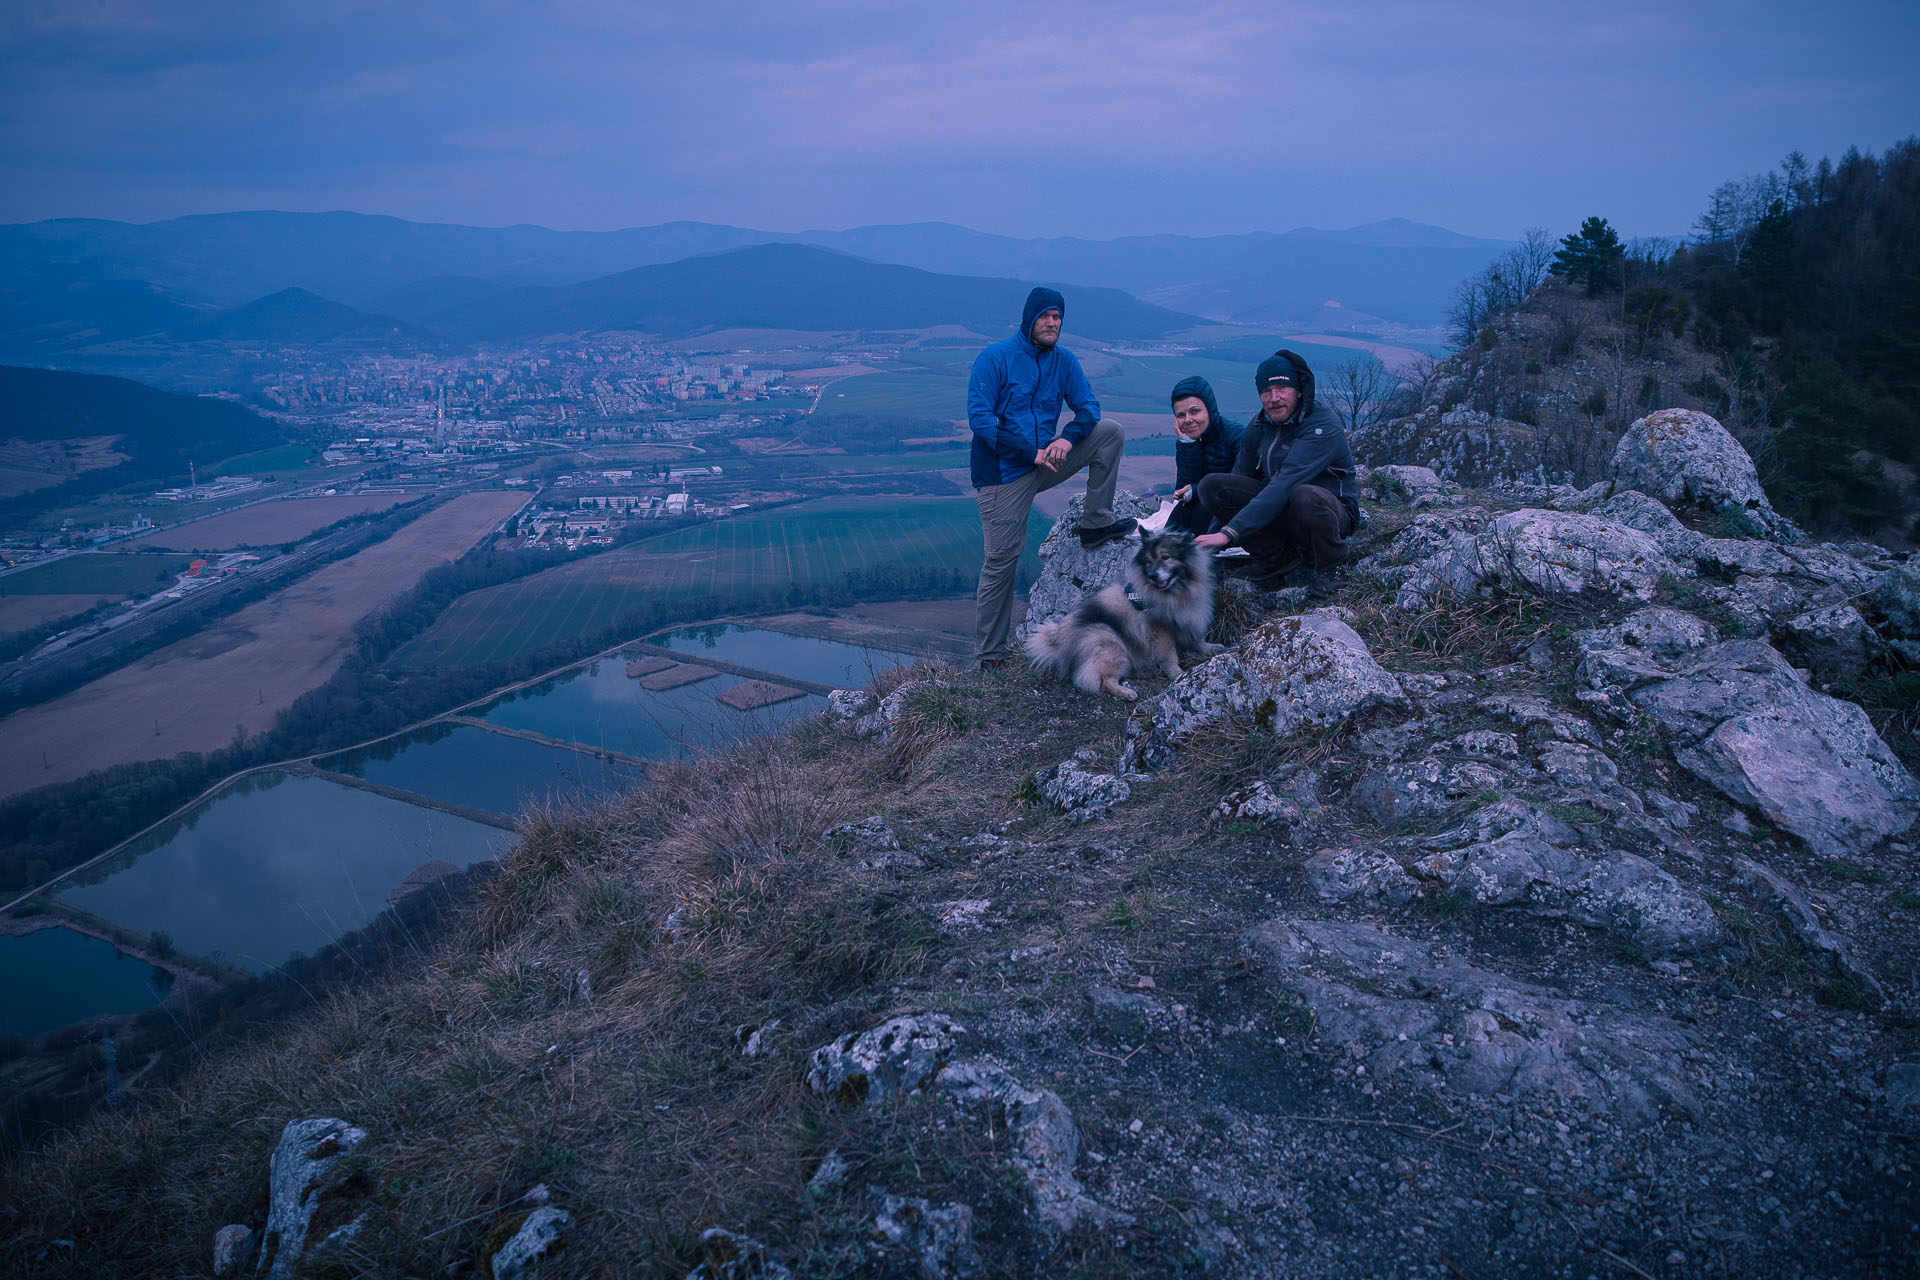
[1551, 217, 1625, 296]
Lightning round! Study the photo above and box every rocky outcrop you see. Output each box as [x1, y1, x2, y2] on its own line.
[806, 1015, 963, 1106]
[936, 1060, 1130, 1236]
[1575, 611, 1920, 857]
[258, 1118, 369, 1280]
[1353, 404, 1548, 488]
[1396, 509, 1678, 609]
[1032, 755, 1131, 823]
[1123, 610, 1404, 771]
[491, 1207, 572, 1280]
[1242, 919, 1698, 1124]
[1016, 490, 1159, 639]
[1609, 408, 1799, 540]
[873, 1194, 981, 1278]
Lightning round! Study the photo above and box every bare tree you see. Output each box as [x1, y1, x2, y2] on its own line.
[1506, 227, 1556, 297]
[1324, 353, 1399, 434]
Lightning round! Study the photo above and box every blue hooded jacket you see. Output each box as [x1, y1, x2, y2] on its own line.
[967, 286, 1100, 487]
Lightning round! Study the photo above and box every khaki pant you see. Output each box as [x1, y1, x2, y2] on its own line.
[974, 418, 1125, 662]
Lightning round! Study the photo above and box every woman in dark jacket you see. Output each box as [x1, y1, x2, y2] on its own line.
[1167, 375, 1243, 535]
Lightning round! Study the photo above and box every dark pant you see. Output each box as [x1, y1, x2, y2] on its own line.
[1166, 495, 1214, 536]
[1196, 476, 1353, 570]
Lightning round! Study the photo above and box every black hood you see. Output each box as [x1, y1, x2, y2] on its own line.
[1020, 286, 1065, 343]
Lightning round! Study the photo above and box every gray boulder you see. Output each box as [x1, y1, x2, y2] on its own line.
[1409, 799, 1724, 956]
[851, 681, 924, 743]
[1123, 610, 1404, 771]
[1591, 489, 1703, 561]
[937, 1060, 1131, 1236]
[1032, 757, 1131, 822]
[1396, 509, 1678, 609]
[1016, 490, 1159, 639]
[258, 1117, 369, 1280]
[873, 1194, 981, 1279]
[211, 1225, 255, 1278]
[1208, 781, 1302, 835]
[1305, 846, 1420, 907]
[1354, 758, 1508, 825]
[1241, 919, 1698, 1124]
[1735, 858, 1884, 1003]
[1574, 614, 1920, 857]
[1871, 560, 1920, 638]
[1610, 407, 1798, 540]
[1363, 464, 1449, 504]
[806, 1014, 963, 1106]
[491, 1207, 572, 1280]
[1777, 604, 1879, 682]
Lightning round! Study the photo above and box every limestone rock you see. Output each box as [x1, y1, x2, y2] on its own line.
[1032, 758, 1131, 822]
[1734, 858, 1884, 1004]
[1354, 758, 1508, 825]
[808, 1149, 850, 1195]
[1208, 781, 1302, 836]
[824, 816, 922, 872]
[1591, 489, 1703, 561]
[1536, 740, 1619, 789]
[491, 1207, 573, 1280]
[873, 1194, 982, 1279]
[1364, 465, 1449, 504]
[1610, 408, 1798, 540]
[1409, 799, 1724, 956]
[824, 688, 876, 722]
[1574, 616, 1920, 857]
[685, 1228, 793, 1280]
[1123, 610, 1404, 772]
[258, 1117, 369, 1280]
[851, 681, 924, 743]
[1870, 560, 1920, 638]
[211, 1225, 255, 1278]
[1241, 919, 1698, 1124]
[936, 1060, 1131, 1236]
[1777, 604, 1878, 682]
[1397, 509, 1678, 609]
[1305, 847, 1420, 907]
[1016, 489, 1159, 638]
[807, 1014, 963, 1106]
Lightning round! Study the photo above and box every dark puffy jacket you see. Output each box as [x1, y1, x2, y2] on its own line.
[966, 287, 1100, 487]
[1170, 375, 1243, 494]
[1226, 352, 1360, 539]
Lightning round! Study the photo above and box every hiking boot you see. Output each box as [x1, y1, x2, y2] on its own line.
[1077, 517, 1138, 550]
[1306, 566, 1347, 601]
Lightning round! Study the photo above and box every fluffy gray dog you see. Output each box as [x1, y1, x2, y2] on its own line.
[1023, 531, 1215, 700]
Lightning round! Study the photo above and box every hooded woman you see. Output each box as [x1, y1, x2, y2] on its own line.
[1166, 374, 1243, 535]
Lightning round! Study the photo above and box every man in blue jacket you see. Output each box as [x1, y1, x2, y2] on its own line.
[968, 286, 1132, 668]
[1167, 375, 1243, 535]
[1193, 350, 1360, 599]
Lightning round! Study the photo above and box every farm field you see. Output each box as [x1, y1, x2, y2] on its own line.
[0, 490, 527, 800]
[394, 495, 1045, 671]
[0, 594, 114, 636]
[0, 552, 194, 597]
[123, 493, 412, 551]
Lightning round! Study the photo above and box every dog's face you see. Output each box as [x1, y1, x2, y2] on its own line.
[1135, 531, 1197, 590]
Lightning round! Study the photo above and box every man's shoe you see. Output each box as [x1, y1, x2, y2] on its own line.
[1306, 566, 1347, 601]
[1077, 517, 1138, 550]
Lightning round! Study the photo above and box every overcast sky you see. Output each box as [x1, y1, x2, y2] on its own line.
[3, 0, 1915, 242]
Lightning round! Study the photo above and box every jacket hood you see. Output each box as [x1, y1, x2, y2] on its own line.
[1021, 287, 1066, 343]
[1263, 348, 1318, 423]
[1170, 374, 1228, 435]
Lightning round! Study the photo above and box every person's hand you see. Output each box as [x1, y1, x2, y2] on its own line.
[1034, 438, 1072, 471]
[1194, 532, 1231, 550]
[1173, 484, 1191, 501]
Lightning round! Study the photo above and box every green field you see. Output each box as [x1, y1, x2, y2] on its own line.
[392, 496, 1046, 670]
[0, 551, 195, 596]
[824, 371, 968, 419]
[210, 443, 319, 475]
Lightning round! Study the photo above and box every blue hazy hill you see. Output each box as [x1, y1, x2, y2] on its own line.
[0, 210, 1512, 327]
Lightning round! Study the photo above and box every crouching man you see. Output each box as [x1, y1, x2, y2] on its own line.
[969, 286, 1134, 668]
[1167, 375, 1243, 536]
[1193, 350, 1360, 599]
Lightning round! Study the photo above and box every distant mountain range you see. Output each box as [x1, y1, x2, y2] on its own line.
[0, 210, 1512, 330]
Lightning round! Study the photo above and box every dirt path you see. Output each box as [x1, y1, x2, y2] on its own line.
[0, 491, 526, 799]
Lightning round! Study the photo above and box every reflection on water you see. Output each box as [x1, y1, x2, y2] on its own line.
[0, 927, 169, 1038]
[62, 773, 510, 973]
[481, 661, 825, 759]
[655, 623, 917, 687]
[325, 724, 642, 817]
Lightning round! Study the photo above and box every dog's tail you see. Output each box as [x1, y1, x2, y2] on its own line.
[1022, 617, 1074, 676]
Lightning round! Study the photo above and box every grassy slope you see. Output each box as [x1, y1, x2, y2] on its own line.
[0, 553, 194, 597]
